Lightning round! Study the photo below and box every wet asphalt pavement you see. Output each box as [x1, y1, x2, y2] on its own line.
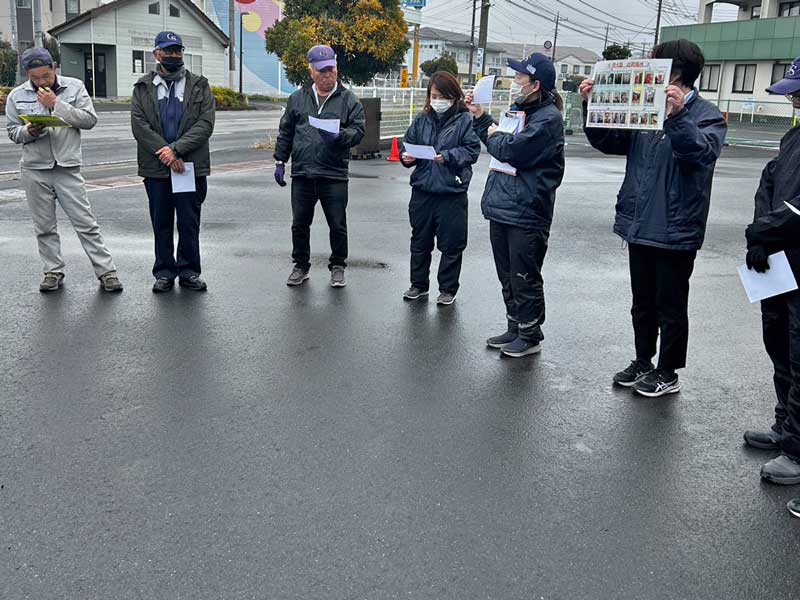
[1, 137, 799, 599]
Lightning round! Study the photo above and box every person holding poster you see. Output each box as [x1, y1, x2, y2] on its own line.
[400, 72, 481, 306]
[740, 58, 800, 487]
[579, 40, 727, 396]
[465, 53, 565, 358]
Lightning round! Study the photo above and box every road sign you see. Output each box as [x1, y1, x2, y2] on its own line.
[544, 40, 553, 50]
[401, 0, 426, 7]
[400, 68, 409, 89]
[476, 47, 484, 73]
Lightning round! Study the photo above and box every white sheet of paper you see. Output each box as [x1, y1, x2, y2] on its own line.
[403, 143, 438, 160]
[488, 112, 524, 175]
[489, 156, 517, 176]
[472, 75, 496, 105]
[170, 162, 196, 193]
[785, 201, 800, 217]
[737, 251, 798, 303]
[308, 116, 340, 134]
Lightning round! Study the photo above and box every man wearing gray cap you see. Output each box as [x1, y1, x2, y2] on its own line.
[5, 47, 122, 292]
[273, 44, 365, 288]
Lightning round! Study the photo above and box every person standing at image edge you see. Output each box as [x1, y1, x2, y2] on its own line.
[400, 71, 481, 306]
[131, 31, 215, 293]
[466, 52, 565, 358]
[273, 44, 366, 288]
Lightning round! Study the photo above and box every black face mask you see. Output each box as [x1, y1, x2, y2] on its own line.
[160, 58, 184, 72]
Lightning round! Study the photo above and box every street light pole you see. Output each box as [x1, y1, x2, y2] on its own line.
[654, 0, 664, 46]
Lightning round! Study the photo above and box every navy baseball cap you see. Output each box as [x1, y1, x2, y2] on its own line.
[307, 45, 337, 70]
[155, 31, 184, 50]
[507, 52, 557, 91]
[21, 47, 54, 71]
[767, 58, 800, 95]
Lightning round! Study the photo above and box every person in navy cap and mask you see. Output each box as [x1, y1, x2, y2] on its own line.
[131, 31, 215, 293]
[741, 57, 800, 488]
[465, 53, 565, 358]
[580, 40, 727, 396]
[273, 44, 365, 288]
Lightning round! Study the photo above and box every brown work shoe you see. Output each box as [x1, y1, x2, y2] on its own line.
[39, 272, 64, 293]
[99, 271, 123, 293]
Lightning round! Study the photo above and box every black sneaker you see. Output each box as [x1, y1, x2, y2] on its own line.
[486, 327, 518, 349]
[403, 286, 429, 301]
[633, 369, 680, 397]
[152, 277, 174, 293]
[436, 292, 456, 306]
[613, 359, 654, 387]
[743, 429, 782, 450]
[500, 336, 542, 358]
[179, 275, 207, 291]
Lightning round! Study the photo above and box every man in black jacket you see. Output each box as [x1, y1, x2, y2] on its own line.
[273, 45, 365, 288]
[742, 58, 800, 486]
[131, 31, 215, 293]
[580, 40, 727, 397]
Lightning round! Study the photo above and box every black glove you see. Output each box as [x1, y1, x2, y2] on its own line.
[746, 245, 770, 273]
[274, 163, 286, 187]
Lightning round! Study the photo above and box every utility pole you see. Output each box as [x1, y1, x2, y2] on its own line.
[552, 12, 560, 62]
[654, 0, 663, 46]
[603, 24, 609, 51]
[229, 0, 236, 89]
[468, 0, 477, 82]
[477, 0, 490, 77]
[411, 24, 420, 87]
[239, 11, 247, 95]
[32, 0, 42, 46]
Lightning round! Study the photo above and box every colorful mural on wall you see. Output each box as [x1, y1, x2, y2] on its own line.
[206, 0, 295, 95]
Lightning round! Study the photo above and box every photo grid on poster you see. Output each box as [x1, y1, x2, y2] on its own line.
[586, 59, 673, 131]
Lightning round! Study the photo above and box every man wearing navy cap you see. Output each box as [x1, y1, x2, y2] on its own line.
[273, 44, 365, 288]
[131, 31, 215, 293]
[741, 57, 800, 486]
[6, 47, 123, 292]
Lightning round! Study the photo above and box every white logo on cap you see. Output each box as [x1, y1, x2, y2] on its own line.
[526, 65, 537, 76]
[167, 33, 177, 41]
[790, 64, 799, 77]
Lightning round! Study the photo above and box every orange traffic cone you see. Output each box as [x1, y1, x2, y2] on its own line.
[387, 137, 401, 162]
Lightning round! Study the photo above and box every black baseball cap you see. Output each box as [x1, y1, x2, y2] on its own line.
[767, 57, 800, 95]
[21, 48, 54, 71]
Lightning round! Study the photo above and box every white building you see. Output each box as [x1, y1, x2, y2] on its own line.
[662, 1, 800, 118]
[498, 43, 600, 83]
[48, 0, 228, 97]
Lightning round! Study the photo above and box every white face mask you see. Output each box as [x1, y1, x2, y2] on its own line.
[510, 81, 534, 101]
[430, 98, 453, 114]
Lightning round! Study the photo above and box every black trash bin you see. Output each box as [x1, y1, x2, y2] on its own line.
[351, 97, 382, 160]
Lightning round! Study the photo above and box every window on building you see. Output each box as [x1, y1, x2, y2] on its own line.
[780, 2, 800, 16]
[145, 53, 156, 74]
[65, 0, 78, 14]
[560, 63, 568, 74]
[16, 0, 31, 7]
[751, 5, 761, 18]
[732, 64, 757, 93]
[148, 1, 159, 13]
[169, 3, 180, 17]
[132, 50, 144, 74]
[584, 65, 592, 75]
[572, 64, 580, 74]
[699, 64, 721, 92]
[772, 62, 792, 84]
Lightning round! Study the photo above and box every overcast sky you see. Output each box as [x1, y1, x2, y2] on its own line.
[415, 0, 740, 54]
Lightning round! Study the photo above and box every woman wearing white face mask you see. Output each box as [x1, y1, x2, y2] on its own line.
[400, 71, 482, 305]
[465, 53, 565, 358]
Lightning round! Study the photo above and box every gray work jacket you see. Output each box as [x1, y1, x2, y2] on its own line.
[5, 76, 97, 169]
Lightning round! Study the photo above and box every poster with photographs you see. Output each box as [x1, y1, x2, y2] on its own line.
[585, 59, 673, 131]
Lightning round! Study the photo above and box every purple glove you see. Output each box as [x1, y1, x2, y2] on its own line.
[319, 130, 340, 144]
[274, 163, 286, 187]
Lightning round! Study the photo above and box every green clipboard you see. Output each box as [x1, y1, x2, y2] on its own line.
[20, 115, 70, 128]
